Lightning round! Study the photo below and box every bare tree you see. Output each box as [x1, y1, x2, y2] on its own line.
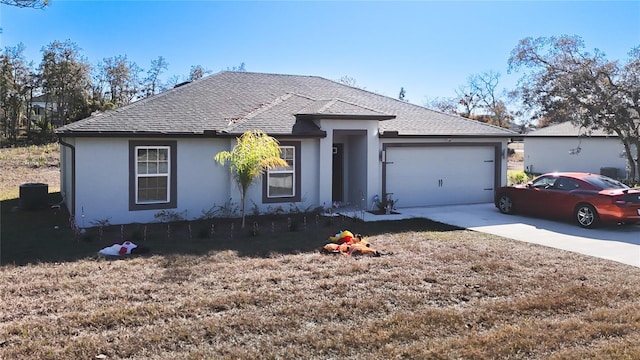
[226, 62, 246, 72]
[338, 75, 357, 87]
[423, 96, 459, 115]
[189, 65, 212, 81]
[398, 87, 408, 102]
[469, 71, 512, 127]
[509, 35, 640, 180]
[0, 0, 47, 8]
[450, 71, 515, 128]
[165, 74, 181, 89]
[98, 55, 142, 107]
[143, 56, 168, 97]
[455, 82, 481, 118]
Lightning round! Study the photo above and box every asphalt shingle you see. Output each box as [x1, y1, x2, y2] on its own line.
[57, 71, 517, 137]
[527, 121, 615, 137]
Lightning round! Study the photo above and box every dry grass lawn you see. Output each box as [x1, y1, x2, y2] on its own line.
[1, 144, 640, 359]
[0, 143, 60, 200]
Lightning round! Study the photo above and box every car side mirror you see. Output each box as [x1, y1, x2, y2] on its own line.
[526, 182, 533, 189]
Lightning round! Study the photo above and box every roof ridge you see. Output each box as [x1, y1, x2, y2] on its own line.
[224, 92, 297, 132]
[316, 99, 338, 113]
[245, 93, 295, 120]
[324, 97, 390, 115]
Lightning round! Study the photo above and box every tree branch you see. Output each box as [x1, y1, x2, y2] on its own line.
[1, 0, 48, 8]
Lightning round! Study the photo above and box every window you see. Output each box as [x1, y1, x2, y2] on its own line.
[263, 142, 301, 203]
[129, 141, 177, 211]
[585, 175, 629, 190]
[532, 176, 557, 189]
[554, 177, 580, 191]
[268, 146, 295, 197]
[136, 146, 170, 203]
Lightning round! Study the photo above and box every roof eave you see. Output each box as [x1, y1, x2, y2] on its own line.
[56, 131, 202, 138]
[213, 130, 327, 139]
[379, 131, 515, 139]
[297, 114, 396, 121]
[57, 130, 328, 139]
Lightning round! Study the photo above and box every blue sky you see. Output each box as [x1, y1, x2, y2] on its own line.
[1, 1, 639, 105]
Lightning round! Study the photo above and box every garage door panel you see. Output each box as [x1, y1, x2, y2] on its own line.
[386, 148, 438, 188]
[386, 146, 495, 207]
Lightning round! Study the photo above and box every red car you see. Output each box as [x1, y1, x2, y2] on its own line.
[495, 172, 640, 228]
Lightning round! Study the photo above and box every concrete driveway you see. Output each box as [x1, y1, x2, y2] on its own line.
[357, 203, 640, 268]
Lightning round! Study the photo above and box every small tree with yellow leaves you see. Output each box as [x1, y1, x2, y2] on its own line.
[214, 130, 288, 228]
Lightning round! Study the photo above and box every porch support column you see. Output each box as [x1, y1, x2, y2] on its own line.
[318, 130, 334, 208]
[365, 126, 379, 210]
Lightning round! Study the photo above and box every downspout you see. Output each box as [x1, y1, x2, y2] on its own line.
[57, 136, 75, 217]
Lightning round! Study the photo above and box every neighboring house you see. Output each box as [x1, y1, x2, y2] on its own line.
[30, 93, 57, 123]
[56, 71, 517, 227]
[524, 121, 630, 178]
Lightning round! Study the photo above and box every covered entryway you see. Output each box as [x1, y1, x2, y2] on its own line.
[331, 130, 369, 207]
[383, 143, 500, 207]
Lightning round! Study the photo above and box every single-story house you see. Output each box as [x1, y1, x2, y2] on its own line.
[524, 121, 631, 179]
[56, 71, 517, 227]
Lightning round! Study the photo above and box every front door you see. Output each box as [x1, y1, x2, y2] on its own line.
[332, 144, 344, 202]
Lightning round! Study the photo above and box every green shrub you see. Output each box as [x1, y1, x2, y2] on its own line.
[508, 171, 532, 185]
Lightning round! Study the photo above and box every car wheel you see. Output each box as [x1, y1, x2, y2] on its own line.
[575, 204, 599, 228]
[497, 194, 514, 214]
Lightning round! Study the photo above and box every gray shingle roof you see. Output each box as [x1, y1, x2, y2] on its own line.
[57, 71, 517, 138]
[527, 121, 615, 137]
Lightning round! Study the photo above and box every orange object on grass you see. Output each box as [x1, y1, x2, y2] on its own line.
[321, 231, 380, 256]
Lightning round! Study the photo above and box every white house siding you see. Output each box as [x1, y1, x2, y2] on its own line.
[524, 137, 628, 177]
[379, 138, 508, 208]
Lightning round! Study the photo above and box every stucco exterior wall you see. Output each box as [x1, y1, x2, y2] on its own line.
[73, 137, 130, 227]
[524, 137, 628, 177]
[299, 138, 321, 208]
[65, 133, 509, 227]
[70, 138, 232, 226]
[69, 137, 322, 226]
[59, 139, 75, 213]
[227, 137, 321, 214]
[178, 138, 230, 217]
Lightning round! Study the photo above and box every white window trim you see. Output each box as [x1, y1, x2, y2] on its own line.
[267, 145, 295, 198]
[135, 145, 171, 204]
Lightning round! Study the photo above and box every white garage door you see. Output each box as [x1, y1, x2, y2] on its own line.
[385, 146, 496, 207]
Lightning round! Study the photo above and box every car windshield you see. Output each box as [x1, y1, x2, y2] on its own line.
[583, 175, 629, 190]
